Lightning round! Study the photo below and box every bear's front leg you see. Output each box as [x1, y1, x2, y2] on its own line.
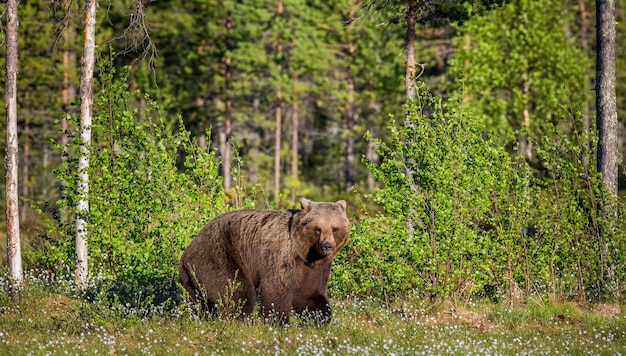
[293, 260, 333, 323]
[259, 278, 294, 324]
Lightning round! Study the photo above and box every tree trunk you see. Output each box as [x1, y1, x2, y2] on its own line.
[595, 0, 618, 298]
[198, 133, 207, 150]
[404, 0, 419, 237]
[60, 14, 76, 223]
[519, 73, 533, 161]
[366, 139, 376, 191]
[76, 0, 98, 289]
[21, 110, 30, 221]
[274, 96, 282, 195]
[405, 0, 418, 104]
[291, 74, 299, 182]
[5, 0, 23, 288]
[462, 33, 472, 105]
[578, 0, 592, 170]
[62, 1, 77, 149]
[218, 123, 226, 167]
[223, 74, 232, 193]
[345, 65, 356, 192]
[222, 9, 233, 192]
[274, 0, 284, 196]
[596, 0, 618, 199]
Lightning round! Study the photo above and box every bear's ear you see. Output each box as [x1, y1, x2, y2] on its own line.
[336, 200, 347, 212]
[300, 198, 313, 212]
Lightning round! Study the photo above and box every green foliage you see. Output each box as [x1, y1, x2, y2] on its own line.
[36, 57, 227, 304]
[363, 0, 509, 26]
[334, 83, 532, 301]
[332, 212, 424, 298]
[448, 0, 590, 151]
[333, 83, 626, 304]
[531, 110, 626, 301]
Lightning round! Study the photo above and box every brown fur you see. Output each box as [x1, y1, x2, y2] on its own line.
[293, 259, 334, 321]
[179, 198, 349, 324]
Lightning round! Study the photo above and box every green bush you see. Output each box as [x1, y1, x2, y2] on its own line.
[531, 113, 626, 302]
[35, 60, 227, 305]
[334, 84, 531, 301]
[332, 83, 626, 304]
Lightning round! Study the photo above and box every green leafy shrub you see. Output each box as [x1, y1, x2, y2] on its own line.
[333, 84, 626, 304]
[334, 84, 533, 301]
[37, 60, 227, 305]
[531, 112, 626, 302]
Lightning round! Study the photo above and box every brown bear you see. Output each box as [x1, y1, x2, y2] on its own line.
[179, 198, 349, 324]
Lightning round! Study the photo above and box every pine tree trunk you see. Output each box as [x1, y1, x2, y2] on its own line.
[61, 15, 76, 223]
[596, 0, 618, 199]
[274, 97, 282, 195]
[223, 75, 232, 193]
[5, 0, 23, 288]
[222, 10, 233, 192]
[291, 88, 299, 181]
[578, 0, 592, 170]
[345, 66, 356, 192]
[274, 0, 284, 196]
[595, 0, 618, 297]
[61, 1, 77, 150]
[62, 40, 75, 147]
[21, 112, 30, 221]
[76, 0, 98, 289]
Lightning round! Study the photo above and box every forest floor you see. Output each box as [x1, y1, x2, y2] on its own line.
[1, 280, 625, 355]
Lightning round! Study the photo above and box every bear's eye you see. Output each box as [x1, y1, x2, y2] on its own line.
[315, 227, 321, 234]
[332, 227, 338, 234]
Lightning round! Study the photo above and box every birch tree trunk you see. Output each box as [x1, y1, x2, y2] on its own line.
[5, 0, 23, 287]
[76, 0, 98, 289]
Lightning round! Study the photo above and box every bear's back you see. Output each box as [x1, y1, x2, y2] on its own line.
[196, 209, 296, 274]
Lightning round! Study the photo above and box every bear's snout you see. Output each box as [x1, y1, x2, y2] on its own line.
[319, 242, 333, 254]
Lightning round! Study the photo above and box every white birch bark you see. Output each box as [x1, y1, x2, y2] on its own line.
[75, 0, 98, 289]
[5, 0, 23, 287]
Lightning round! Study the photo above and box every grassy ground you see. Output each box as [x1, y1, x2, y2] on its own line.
[1, 275, 625, 355]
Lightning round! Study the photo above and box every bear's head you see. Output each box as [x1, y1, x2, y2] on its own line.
[296, 198, 349, 266]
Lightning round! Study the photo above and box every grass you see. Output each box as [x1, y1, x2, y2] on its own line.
[1, 271, 625, 355]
